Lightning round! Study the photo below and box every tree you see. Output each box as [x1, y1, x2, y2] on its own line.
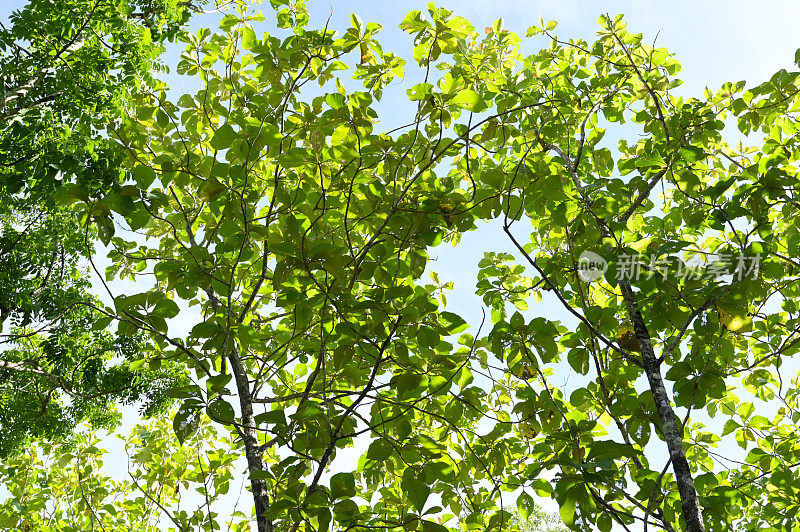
[52, 2, 800, 532]
[0, 0, 204, 456]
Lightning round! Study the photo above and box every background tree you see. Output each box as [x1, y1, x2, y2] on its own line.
[0, 0, 209, 455]
[0, 0, 197, 198]
[0, 211, 183, 455]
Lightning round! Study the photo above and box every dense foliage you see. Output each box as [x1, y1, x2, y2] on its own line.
[0, 0, 200, 456]
[0, 207, 180, 455]
[5, 1, 800, 532]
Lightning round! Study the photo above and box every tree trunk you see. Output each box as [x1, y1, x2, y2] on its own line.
[619, 281, 705, 532]
[228, 348, 274, 532]
[201, 272, 273, 531]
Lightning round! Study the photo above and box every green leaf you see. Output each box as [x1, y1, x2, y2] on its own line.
[264, 499, 296, 519]
[559, 495, 576, 526]
[330, 472, 356, 500]
[407, 83, 434, 101]
[220, 14, 240, 32]
[166, 384, 202, 399]
[333, 499, 359, 524]
[254, 409, 287, 426]
[635, 152, 666, 168]
[439, 311, 468, 334]
[255, 122, 283, 147]
[207, 399, 236, 424]
[173, 401, 201, 445]
[366, 440, 392, 461]
[738, 402, 755, 420]
[450, 89, 487, 112]
[587, 440, 635, 461]
[325, 93, 346, 110]
[401, 471, 431, 513]
[198, 178, 226, 202]
[241, 26, 257, 50]
[422, 521, 448, 532]
[722, 419, 740, 436]
[92, 314, 114, 331]
[517, 491, 534, 520]
[131, 165, 157, 188]
[152, 298, 179, 319]
[53, 183, 89, 205]
[399, 10, 428, 32]
[207, 374, 232, 393]
[679, 145, 705, 163]
[598, 512, 613, 532]
[567, 348, 589, 375]
[210, 124, 238, 150]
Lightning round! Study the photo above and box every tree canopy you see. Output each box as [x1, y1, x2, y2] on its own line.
[4, 2, 800, 532]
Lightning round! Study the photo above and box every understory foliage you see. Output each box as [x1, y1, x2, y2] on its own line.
[11, 1, 800, 531]
[0, 415, 247, 531]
